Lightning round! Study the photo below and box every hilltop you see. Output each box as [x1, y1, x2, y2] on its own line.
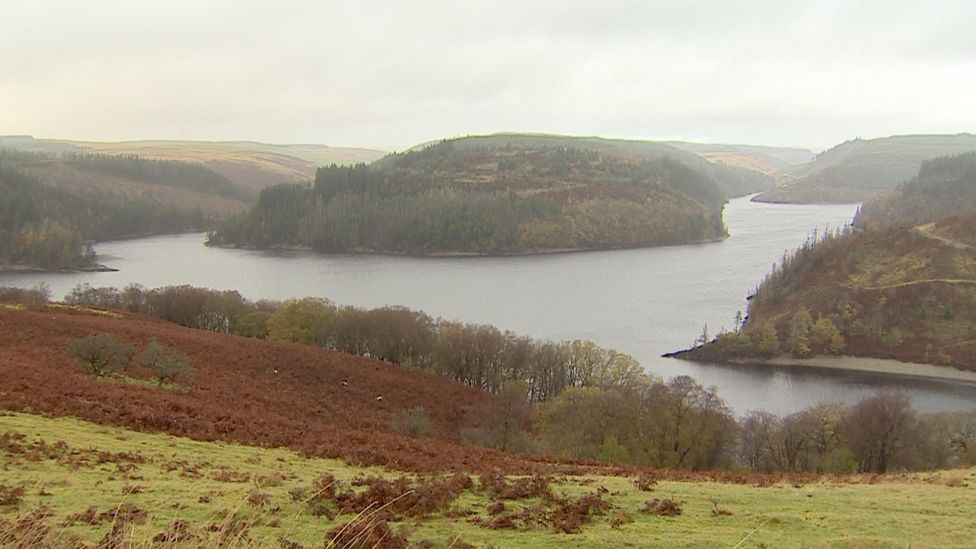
[676, 153, 976, 373]
[209, 134, 764, 255]
[0, 135, 386, 194]
[754, 134, 976, 204]
[402, 133, 777, 197]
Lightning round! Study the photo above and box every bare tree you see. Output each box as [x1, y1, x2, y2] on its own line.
[843, 392, 916, 473]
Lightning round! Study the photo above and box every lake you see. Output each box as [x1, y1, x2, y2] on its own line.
[4, 195, 975, 415]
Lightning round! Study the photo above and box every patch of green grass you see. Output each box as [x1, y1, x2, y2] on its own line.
[1, 412, 974, 548]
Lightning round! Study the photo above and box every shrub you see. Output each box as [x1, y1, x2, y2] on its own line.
[392, 407, 431, 438]
[67, 334, 134, 378]
[0, 284, 50, 304]
[139, 338, 193, 387]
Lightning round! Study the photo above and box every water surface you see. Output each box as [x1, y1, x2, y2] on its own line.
[4, 196, 975, 415]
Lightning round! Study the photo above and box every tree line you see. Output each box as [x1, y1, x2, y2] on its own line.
[40, 282, 976, 474]
[209, 144, 728, 254]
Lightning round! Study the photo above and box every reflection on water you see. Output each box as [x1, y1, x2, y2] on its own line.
[3, 196, 974, 415]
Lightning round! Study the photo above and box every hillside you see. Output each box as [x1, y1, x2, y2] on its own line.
[677, 154, 976, 371]
[0, 150, 249, 270]
[0, 135, 386, 194]
[3, 413, 974, 548]
[754, 134, 976, 204]
[0, 303, 542, 474]
[210, 137, 740, 255]
[404, 133, 775, 198]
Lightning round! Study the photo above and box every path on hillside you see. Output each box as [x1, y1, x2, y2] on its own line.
[859, 278, 976, 291]
[915, 222, 976, 251]
[850, 223, 976, 290]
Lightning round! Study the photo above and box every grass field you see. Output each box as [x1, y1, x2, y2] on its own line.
[1, 412, 974, 548]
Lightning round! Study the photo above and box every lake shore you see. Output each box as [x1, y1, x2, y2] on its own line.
[762, 355, 976, 384]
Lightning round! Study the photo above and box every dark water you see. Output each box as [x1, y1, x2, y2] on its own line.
[4, 196, 975, 415]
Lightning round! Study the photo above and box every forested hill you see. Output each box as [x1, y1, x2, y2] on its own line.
[754, 134, 976, 204]
[208, 140, 733, 255]
[856, 152, 976, 229]
[0, 150, 250, 270]
[678, 153, 976, 371]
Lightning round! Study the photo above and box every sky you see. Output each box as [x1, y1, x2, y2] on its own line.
[2, 0, 975, 151]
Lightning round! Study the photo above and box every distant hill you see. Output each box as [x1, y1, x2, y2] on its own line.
[665, 141, 814, 175]
[0, 150, 250, 269]
[0, 136, 386, 194]
[754, 134, 976, 204]
[404, 133, 775, 198]
[678, 153, 976, 371]
[210, 136, 736, 255]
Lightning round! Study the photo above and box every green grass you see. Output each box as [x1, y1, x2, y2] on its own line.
[1, 412, 974, 548]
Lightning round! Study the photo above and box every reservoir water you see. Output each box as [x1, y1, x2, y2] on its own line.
[4, 196, 975, 415]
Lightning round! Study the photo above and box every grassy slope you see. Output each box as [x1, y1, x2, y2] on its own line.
[755, 134, 976, 204]
[2, 412, 974, 548]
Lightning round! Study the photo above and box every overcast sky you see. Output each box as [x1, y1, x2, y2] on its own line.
[2, 0, 974, 151]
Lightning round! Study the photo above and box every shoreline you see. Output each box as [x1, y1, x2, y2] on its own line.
[695, 354, 976, 384]
[208, 235, 730, 259]
[0, 264, 118, 275]
[760, 355, 976, 384]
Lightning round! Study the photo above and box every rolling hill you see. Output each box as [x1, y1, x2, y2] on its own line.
[753, 134, 976, 204]
[0, 135, 386, 194]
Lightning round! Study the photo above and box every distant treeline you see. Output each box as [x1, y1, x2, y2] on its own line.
[0, 150, 236, 269]
[24, 282, 974, 473]
[209, 144, 728, 254]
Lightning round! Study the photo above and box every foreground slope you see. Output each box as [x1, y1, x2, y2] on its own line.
[755, 134, 976, 204]
[0, 303, 531, 472]
[2, 412, 974, 548]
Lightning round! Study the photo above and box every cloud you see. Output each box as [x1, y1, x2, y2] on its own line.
[2, 0, 974, 150]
